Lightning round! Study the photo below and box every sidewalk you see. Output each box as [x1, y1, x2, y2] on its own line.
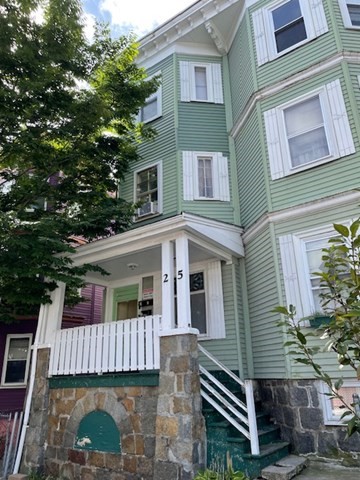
[296, 461, 359, 479]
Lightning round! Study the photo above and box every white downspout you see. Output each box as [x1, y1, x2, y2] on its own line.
[13, 343, 38, 474]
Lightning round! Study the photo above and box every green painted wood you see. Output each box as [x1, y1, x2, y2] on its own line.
[177, 103, 228, 152]
[228, 11, 256, 125]
[273, 202, 360, 378]
[75, 410, 120, 453]
[49, 371, 160, 389]
[112, 284, 139, 320]
[245, 228, 287, 379]
[235, 108, 268, 228]
[249, 0, 337, 90]
[198, 263, 241, 372]
[259, 66, 360, 212]
[119, 54, 179, 219]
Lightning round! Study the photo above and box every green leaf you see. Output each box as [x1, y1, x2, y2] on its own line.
[334, 378, 344, 390]
[272, 306, 290, 315]
[296, 331, 307, 345]
[333, 224, 349, 237]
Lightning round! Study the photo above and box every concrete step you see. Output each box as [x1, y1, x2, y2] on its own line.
[260, 455, 309, 480]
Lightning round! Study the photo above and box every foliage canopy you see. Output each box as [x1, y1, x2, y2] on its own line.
[0, 0, 158, 322]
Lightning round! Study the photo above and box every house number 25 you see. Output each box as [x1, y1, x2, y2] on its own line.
[163, 270, 184, 283]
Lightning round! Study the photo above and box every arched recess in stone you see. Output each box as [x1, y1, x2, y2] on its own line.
[63, 389, 132, 450]
[75, 410, 120, 453]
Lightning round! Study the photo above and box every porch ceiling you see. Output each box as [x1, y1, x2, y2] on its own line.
[71, 213, 244, 284]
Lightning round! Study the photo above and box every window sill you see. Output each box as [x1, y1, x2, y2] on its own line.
[0, 384, 27, 389]
[276, 154, 338, 179]
[134, 212, 162, 223]
[141, 113, 162, 124]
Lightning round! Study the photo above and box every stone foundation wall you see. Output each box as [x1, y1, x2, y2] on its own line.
[45, 385, 158, 479]
[21, 333, 205, 480]
[259, 379, 360, 467]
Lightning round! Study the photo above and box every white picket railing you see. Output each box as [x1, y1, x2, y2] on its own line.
[49, 315, 161, 376]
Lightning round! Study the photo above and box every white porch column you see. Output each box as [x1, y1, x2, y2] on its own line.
[161, 240, 175, 330]
[175, 234, 192, 330]
[35, 282, 66, 346]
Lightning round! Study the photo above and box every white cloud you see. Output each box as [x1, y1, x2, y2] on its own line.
[100, 0, 196, 36]
[82, 12, 97, 42]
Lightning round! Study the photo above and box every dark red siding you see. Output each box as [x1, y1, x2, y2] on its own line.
[0, 319, 37, 413]
[62, 284, 104, 328]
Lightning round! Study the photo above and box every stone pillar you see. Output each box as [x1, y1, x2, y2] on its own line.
[154, 333, 206, 480]
[20, 348, 51, 474]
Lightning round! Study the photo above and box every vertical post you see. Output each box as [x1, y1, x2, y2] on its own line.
[245, 379, 260, 455]
[36, 282, 66, 346]
[161, 240, 175, 331]
[175, 235, 191, 330]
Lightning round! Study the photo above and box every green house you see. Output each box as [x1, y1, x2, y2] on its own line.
[19, 1, 360, 478]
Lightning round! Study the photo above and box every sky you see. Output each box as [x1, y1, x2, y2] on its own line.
[82, 0, 197, 39]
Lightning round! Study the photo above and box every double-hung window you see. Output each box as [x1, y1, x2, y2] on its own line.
[182, 151, 230, 201]
[339, 0, 360, 28]
[179, 61, 223, 104]
[174, 261, 226, 339]
[265, 80, 355, 179]
[279, 225, 343, 321]
[272, 0, 307, 53]
[319, 381, 360, 425]
[134, 163, 162, 219]
[1, 334, 32, 387]
[252, 0, 328, 65]
[139, 72, 162, 123]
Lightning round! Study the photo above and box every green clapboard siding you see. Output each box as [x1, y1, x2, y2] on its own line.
[245, 227, 287, 379]
[261, 66, 360, 212]
[178, 103, 228, 152]
[333, 0, 360, 51]
[228, 10, 256, 124]
[274, 202, 360, 378]
[181, 200, 235, 224]
[199, 263, 241, 372]
[249, 0, 337, 90]
[119, 54, 178, 219]
[235, 108, 268, 228]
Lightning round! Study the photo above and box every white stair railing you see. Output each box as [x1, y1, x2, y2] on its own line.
[198, 344, 260, 455]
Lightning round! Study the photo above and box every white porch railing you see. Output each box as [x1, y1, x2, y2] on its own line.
[198, 345, 260, 456]
[49, 315, 161, 376]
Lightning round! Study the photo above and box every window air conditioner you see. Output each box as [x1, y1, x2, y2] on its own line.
[137, 201, 159, 217]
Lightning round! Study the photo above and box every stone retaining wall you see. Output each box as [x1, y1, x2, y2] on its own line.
[21, 333, 205, 480]
[259, 379, 360, 467]
[45, 384, 158, 479]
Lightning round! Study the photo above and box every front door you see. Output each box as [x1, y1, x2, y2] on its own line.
[113, 285, 139, 321]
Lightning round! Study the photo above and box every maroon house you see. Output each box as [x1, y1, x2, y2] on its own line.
[0, 284, 104, 414]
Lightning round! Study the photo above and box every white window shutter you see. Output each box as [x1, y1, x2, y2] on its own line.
[306, 0, 328, 37]
[183, 151, 194, 200]
[279, 235, 304, 320]
[326, 79, 355, 158]
[211, 63, 224, 104]
[207, 261, 225, 339]
[179, 61, 191, 102]
[252, 9, 269, 66]
[264, 108, 285, 180]
[217, 154, 230, 201]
